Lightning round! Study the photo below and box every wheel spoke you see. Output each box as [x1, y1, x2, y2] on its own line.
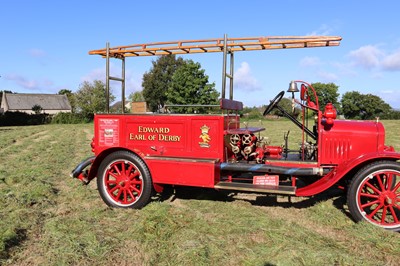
[121, 162, 126, 175]
[109, 185, 120, 194]
[360, 192, 379, 199]
[127, 189, 136, 201]
[389, 206, 399, 223]
[122, 189, 128, 204]
[361, 199, 380, 209]
[131, 185, 142, 195]
[365, 181, 382, 195]
[376, 174, 385, 191]
[106, 179, 117, 185]
[381, 206, 388, 223]
[368, 203, 384, 219]
[385, 173, 393, 190]
[108, 171, 119, 179]
[130, 179, 142, 185]
[114, 188, 123, 201]
[126, 164, 134, 175]
[392, 181, 400, 193]
[113, 164, 122, 175]
[129, 171, 140, 181]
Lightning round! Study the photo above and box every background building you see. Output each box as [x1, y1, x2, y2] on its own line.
[0, 93, 71, 114]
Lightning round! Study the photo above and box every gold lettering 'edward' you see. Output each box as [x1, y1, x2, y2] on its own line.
[138, 126, 170, 134]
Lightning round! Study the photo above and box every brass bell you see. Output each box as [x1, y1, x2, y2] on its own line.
[287, 81, 299, 98]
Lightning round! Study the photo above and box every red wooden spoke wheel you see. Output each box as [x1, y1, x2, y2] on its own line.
[97, 151, 153, 209]
[347, 161, 400, 232]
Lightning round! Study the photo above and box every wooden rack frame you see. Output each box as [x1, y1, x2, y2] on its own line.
[89, 35, 341, 58]
[89, 35, 342, 113]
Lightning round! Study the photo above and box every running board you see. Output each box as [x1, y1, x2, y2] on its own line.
[214, 182, 296, 195]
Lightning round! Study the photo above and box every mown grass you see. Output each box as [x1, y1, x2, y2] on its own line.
[0, 120, 399, 265]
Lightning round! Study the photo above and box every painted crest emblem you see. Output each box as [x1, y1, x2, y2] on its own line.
[199, 125, 211, 148]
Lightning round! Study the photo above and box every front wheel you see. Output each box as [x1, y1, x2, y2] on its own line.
[97, 151, 153, 209]
[347, 161, 400, 231]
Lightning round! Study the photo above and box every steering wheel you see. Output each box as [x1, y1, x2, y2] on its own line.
[263, 91, 285, 116]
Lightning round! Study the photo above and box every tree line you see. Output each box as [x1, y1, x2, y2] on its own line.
[2, 55, 399, 124]
[243, 82, 400, 120]
[138, 56, 400, 120]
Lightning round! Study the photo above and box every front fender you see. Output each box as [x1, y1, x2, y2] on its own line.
[296, 151, 400, 196]
[84, 147, 146, 184]
[70, 156, 95, 184]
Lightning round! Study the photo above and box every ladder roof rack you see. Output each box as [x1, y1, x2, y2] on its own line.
[89, 35, 342, 58]
[91, 34, 342, 113]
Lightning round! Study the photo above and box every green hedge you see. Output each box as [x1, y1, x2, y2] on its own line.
[51, 112, 91, 124]
[0, 112, 91, 126]
[0, 112, 51, 126]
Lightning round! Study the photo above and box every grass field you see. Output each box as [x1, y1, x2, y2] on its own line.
[0, 120, 399, 265]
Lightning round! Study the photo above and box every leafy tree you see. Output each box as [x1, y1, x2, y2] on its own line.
[341, 91, 392, 119]
[32, 104, 43, 114]
[271, 97, 301, 118]
[109, 101, 129, 113]
[129, 91, 145, 102]
[166, 59, 219, 113]
[309, 82, 340, 112]
[241, 106, 266, 119]
[75, 80, 115, 120]
[58, 89, 76, 113]
[341, 91, 361, 119]
[142, 55, 185, 112]
[383, 109, 400, 119]
[246, 108, 264, 120]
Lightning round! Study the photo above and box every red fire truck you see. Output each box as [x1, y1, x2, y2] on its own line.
[71, 35, 400, 232]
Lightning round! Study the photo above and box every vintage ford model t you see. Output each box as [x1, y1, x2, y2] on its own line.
[71, 35, 400, 232]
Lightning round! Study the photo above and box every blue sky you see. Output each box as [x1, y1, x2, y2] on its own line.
[1, 1, 400, 108]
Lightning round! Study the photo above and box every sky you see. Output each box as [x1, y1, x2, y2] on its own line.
[1, 1, 400, 109]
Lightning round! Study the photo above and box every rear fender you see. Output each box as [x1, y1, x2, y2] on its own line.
[296, 152, 400, 196]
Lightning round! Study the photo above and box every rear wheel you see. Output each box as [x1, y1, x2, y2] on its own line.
[347, 161, 400, 231]
[97, 151, 153, 209]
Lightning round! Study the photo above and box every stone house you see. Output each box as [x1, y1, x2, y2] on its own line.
[0, 93, 72, 114]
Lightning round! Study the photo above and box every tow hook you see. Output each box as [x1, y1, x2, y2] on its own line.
[70, 156, 95, 185]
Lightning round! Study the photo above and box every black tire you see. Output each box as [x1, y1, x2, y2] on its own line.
[347, 161, 400, 232]
[97, 151, 153, 209]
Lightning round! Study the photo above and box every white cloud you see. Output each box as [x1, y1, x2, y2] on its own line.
[234, 62, 261, 91]
[377, 90, 400, 108]
[331, 62, 358, 77]
[348, 45, 384, 69]
[4, 73, 54, 91]
[346, 45, 400, 73]
[81, 67, 105, 83]
[317, 71, 338, 82]
[307, 24, 333, 36]
[300, 56, 321, 67]
[381, 50, 400, 71]
[28, 48, 46, 58]
[81, 64, 142, 99]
